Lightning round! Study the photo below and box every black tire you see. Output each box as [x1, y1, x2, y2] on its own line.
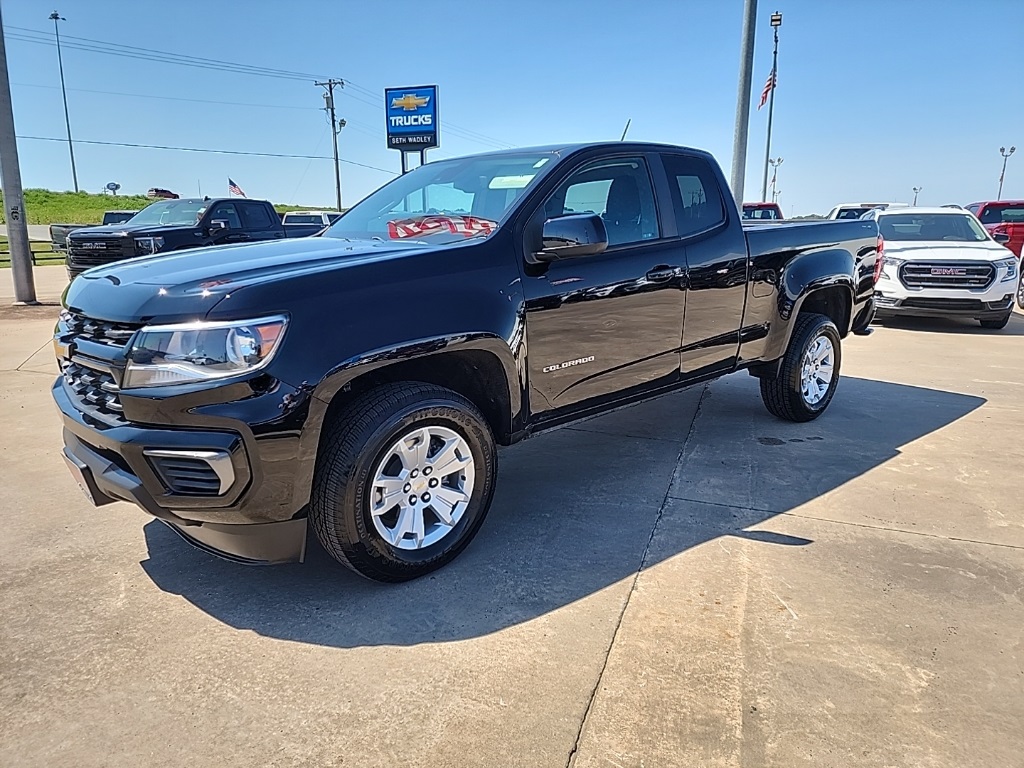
[1016, 272, 1024, 311]
[760, 312, 842, 423]
[980, 313, 1011, 330]
[310, 382, 497, 582]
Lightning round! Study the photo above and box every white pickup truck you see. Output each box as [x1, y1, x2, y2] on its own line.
[281, 210, 342, 237]
[866, 206, 1018, 329]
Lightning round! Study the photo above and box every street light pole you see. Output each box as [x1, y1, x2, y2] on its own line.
[49, 11, 78, 193]
[760, 11, 782, 202]
[768, 156, 783, 203]
[912, 186, 922, 205]
[729, 0, 758, 204]
[998, 146, 1015, 201]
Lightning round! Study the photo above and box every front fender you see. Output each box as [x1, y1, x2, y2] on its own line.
[289, 332, 521, 512]
[763, 248, 856, 361]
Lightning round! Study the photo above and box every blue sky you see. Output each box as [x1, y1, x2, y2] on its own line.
[4, 0, 1022, 215]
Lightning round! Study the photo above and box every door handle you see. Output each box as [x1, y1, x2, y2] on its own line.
[646, 266, 680, 282]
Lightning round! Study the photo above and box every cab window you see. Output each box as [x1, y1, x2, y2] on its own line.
[543, 157, 659, 247]
[661, 154, 726, 237]
[207, 202, 242, 230]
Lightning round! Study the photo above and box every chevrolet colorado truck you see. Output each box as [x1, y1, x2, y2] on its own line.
[65, 197, 288, 279]
[53, 142, 877, 582]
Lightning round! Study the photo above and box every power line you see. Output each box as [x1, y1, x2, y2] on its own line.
[8, 26, 516, 149]
[15, 134, 398, 174]
[7, 27, 332, 81]
[12, 80, 319, 111]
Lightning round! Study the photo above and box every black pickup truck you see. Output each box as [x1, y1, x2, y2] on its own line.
[53, 142, 877, 582]
[64, 197, 288, 279]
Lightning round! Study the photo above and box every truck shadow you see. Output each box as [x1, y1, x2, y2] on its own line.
[140, 375, 984, 648]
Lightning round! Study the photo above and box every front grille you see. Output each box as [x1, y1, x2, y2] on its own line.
[57, 311, 141, 425]
[60, 360, 126, 422]
[147, 455, 224, 496]
[61, 310, 139, 348]
[899, 262, 995, 289]
[67, 237, 134, 270]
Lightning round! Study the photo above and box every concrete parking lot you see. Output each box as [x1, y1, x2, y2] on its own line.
[2, 266, 1022, 768]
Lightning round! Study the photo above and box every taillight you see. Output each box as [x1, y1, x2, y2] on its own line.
[873, 235, 885, 283]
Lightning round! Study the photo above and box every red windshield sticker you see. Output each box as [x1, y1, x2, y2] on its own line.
[387, 215, 497, 239]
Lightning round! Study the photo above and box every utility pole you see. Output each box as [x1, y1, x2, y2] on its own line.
[50, 10, 78, 192]
[0, 5, 38, 303]
[730, 0, 758, 204]
[316, 79, 345, 210]
[912, 186, 922, 205]
[760, 11, 782, 202]
[998, 146, 1015, 200]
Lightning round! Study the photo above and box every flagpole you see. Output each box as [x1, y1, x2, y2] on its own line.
[761, 12, 782, 202]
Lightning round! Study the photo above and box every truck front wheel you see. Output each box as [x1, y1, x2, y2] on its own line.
[310, 382, 497, 582]
[760, 313, 842, 422]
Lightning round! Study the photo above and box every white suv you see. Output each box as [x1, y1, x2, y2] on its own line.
[867, 207, 1018, 329]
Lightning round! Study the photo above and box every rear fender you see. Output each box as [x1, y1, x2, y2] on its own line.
[762, 248, 855, 361]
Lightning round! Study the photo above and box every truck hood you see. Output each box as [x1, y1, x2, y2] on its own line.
[66, 223, 181, 238]
[885, 240, 1011, 261]
[64, 237, 435, 323]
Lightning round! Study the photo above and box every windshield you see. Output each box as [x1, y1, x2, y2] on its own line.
[979, 203, 1024, 225]
[127, 200, 207, 226]
[879, 213, 990, 242]
[323, 153, 555, 244]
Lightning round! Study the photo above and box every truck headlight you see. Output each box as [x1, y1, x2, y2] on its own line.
[996, 257, 1017, 282]
[123, 315, 288, 388]
[878, 256, 905, 280]
[134, 236, 165, 255]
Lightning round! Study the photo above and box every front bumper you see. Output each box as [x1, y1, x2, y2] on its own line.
[873, 292, 1014, 320]
[53, 378, 309, 564]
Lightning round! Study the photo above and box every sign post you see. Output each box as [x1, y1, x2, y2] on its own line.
[385, 85, 439, 172]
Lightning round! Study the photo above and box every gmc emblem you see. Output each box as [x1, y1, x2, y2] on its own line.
[930, 267, 967, 276]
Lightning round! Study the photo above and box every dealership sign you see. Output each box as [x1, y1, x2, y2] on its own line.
[385, 85, 439, 150]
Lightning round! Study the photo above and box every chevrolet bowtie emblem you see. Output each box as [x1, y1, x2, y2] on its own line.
[391, 93, 429, 111]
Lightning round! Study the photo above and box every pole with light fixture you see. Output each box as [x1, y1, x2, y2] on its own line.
[49, 10, 78, 192]
[998, 146, 1015, 200]
[912, 186, 922, 205]
[760, 11, 782, 202]
[768, 157, 783, 203]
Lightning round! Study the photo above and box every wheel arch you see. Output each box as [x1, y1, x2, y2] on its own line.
[290, 335, 520, 511]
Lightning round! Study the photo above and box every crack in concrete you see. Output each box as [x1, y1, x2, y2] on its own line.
[563, 425, 687, 445]
[565, 383, 710, 768]
[665, 494, 1024, 552]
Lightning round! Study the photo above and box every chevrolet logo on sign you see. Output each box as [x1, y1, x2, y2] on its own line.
[391, 93, 430, 111]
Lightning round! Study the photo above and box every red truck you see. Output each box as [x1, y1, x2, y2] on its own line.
[966, 201, 1024, 257]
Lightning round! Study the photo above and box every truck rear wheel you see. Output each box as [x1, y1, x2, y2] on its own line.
[760, 312, 842, 422]
[310, 382, 497, 582]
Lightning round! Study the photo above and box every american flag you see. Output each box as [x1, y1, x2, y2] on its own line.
[758, 70, 777, 110]
[228, 178, 246, 197]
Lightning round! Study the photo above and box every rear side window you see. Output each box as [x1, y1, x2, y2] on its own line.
[241, 202, 275, 229]
[662, 154, 726, 237]
[979, 204, 1024, 224]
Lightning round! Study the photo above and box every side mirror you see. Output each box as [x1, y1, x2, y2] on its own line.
[536, 213, 608, 261]
[208, 219, 228, 233]
[993, 232, 1011, 245]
